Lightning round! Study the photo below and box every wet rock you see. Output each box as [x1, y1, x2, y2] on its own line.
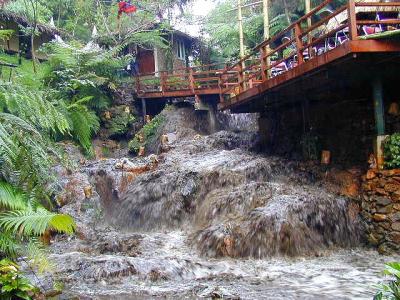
[390, 212, 400, 222]
[392, 222, 400, 231]
[373, 214, 387, 222]
[198, 286, 240, 299]
[389, 232, 400, 244]
[147, 269, 168, 281]
[366, 170, 377, 180]
[376, 197, 392, 207]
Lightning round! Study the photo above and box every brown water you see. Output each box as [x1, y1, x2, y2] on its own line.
[39, 106, 398, 299]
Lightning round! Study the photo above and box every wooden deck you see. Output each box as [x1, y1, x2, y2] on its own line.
[134, 0, 400, 111]
[135, 64, 226, 98]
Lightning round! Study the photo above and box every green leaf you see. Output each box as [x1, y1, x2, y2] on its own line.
[0, 209, 76, 236]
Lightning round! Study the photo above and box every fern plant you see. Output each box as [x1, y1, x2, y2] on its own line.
[0, 182, 76, 259]
[39, 41, 133, 154]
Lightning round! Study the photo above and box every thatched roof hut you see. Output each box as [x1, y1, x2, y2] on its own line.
[0, 11, 60, 35]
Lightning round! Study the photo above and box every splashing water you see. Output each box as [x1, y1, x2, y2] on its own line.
[43, 106, 397, 299]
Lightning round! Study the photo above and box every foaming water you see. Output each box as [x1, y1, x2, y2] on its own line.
[54, 230, 398, 299]
[46, 106, 393, 299]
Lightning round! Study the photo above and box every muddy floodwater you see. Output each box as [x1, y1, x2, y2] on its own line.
[42, 106, 398, 300]
[58, 231, 399, 299]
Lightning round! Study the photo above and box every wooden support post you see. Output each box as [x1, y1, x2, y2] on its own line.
[373, 75, 385, 136]
[348, 0, 358, 40]
[141, 98, 146, 125]
[373, 75, 386, 169]
[295, 23, 304, 64]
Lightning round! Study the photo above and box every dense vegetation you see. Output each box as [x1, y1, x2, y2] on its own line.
[375, 262, 400, 300]
[0, 0, 189, 297]
[384, 133, 400, 169]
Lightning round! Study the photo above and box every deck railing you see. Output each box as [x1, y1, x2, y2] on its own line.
[134, 0, 400, 100]
[218, 0, 400, 103]
[135, 62, 227, 96]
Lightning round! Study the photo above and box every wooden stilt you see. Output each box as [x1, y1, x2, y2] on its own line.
[372, 75, 386, 169]
[141, 98, 146, 125]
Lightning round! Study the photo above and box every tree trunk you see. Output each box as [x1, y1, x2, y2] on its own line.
[30, 29, 37, 73]
[283, 0, 291, 25]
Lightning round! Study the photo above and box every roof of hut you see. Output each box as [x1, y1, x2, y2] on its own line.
[0, 11, 61, 35]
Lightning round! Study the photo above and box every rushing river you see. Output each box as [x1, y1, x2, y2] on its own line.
[56, 230, 399, 299]
[43, 106, 398, 299]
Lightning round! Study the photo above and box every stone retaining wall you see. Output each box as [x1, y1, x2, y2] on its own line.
[361, 169, 400, 254]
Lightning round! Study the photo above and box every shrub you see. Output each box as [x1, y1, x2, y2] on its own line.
[128, 114, 165, 155]
[384, 133, 400, 169]
[374, 262, 400, 300]
[0, 259, 38, 300]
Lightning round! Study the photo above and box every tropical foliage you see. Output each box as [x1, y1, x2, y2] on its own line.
[128, 114, 165, 154]
[375, 262, 400, 300]
[384, 133, 400, 169]
[0, 259, 39, 300]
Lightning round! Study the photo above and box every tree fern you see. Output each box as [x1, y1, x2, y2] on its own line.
[0, 84, 70, 136]
[68, 103, 100, 155]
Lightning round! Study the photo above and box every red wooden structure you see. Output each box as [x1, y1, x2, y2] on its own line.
[134, 0, 400, 112]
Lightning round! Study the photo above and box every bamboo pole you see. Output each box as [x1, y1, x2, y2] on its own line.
[263, 0, 270, 40]
[305, 0, 312, 57]
[238, 0, 245, 65]
[262, 0, 270, 78]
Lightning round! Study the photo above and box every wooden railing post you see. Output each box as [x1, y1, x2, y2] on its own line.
[189, 68, 195, 93]
[348, 0, 358, 40]
[160, 71, 166, 94]
[260, 46, 267, 81]
[135, 76, 141, 93]
[218, 73, 225, 103]
[238, 64, 244, 93]
[295, 23, 304, 64]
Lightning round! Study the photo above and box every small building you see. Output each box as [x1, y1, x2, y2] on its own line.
[134, 29, 198, 75]
[0, 11, 59, 60]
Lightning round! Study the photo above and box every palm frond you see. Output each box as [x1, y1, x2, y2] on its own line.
[0, 181, 27, 210]
[0, 231, 20, 257]
[0, 208, 75, 236]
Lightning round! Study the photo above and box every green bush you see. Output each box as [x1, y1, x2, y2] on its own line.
[384, 133, 400, 169]
[0, 259, 38, 300]
[374, 262, 400, 300]
[105, 107, 136, 138]
[128, 114, 165, 155]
